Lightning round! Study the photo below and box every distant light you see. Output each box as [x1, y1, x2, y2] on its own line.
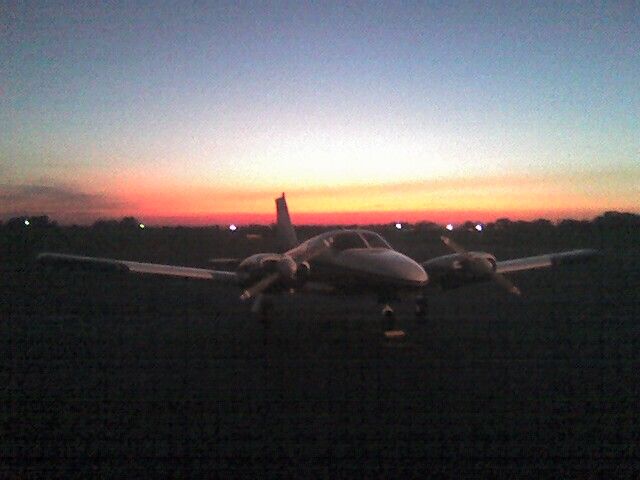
[139, 223, 145, 229]
[24, 219, 30, 226]
[229, 224, 237, 231]
[445, 223, 454, 231]
[395, 223, 402, 230]
[475, 224, 483, 232]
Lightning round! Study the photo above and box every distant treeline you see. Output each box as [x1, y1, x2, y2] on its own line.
[2, 211, 639, 232]
[2, 211, 638, 269]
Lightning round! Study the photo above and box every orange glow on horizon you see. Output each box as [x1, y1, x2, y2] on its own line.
[139, 207, 607, 227]
[5, 172, 635, 226]
[99, 172, 637, 226]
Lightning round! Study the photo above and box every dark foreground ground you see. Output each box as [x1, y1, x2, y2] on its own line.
[2, 223, 639, 477]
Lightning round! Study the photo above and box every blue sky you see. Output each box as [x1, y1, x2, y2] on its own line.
[2, 1, 638, 223]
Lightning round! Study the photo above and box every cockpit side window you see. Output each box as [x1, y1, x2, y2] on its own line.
[332, 232, 367, 251]
[361, 232, 391, 249]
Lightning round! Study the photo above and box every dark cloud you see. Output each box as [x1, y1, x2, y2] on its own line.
[1, 184, 92, 201]
[0, 184, 130, 223]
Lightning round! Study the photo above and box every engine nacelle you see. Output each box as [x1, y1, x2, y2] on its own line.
[468, 252, 497, 275]
[236, 253, 281, 284]
[273, 257, 311, 289]
[422, 252, 497, 290]
[276, 255, 297, 280]
[235, 253, 311, 289]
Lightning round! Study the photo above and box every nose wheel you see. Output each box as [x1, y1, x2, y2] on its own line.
[381, 304, 405, 339]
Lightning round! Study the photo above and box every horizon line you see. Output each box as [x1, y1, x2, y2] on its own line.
[4, 208, 637, 228]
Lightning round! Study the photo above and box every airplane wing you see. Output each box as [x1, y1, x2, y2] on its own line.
[496, 249, 598, 274]
[208, 258, 242, 270]
[36, 252, 238, 283]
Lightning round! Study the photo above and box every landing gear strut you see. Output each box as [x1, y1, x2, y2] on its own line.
[252, 293, 273, 327]
[415, 294, 429, 321]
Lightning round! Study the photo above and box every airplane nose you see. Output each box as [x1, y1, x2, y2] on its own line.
[394, 252, 428, 285]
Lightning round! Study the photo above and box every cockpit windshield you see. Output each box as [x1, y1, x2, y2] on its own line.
[331, 232, 367, 251]
[361, 232, 392, 249]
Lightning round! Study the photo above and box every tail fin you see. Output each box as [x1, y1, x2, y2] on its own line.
[275, 193, 298, 252]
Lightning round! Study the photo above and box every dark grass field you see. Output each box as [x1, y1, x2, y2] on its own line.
[2, 223, 639, 477]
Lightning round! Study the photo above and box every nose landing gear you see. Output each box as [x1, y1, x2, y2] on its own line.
[381, 304, 405, 339]
[415, 294, 429, 321]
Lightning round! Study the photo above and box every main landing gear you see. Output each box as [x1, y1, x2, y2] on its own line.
[251, 293, 273, 327]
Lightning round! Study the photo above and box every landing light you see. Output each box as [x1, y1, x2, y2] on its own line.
[139, 223, 145, 229]
[445, 223, 453, 231]
[475, 224, 483, 232]
[229, 224, 237, 231]
[24, 219, 30, 226]
[395, 223, 402, 230]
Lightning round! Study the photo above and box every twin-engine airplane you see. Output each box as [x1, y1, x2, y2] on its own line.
[38, 194, 597, 337]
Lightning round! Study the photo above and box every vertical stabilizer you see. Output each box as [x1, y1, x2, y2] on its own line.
[275, 193, 298, 252]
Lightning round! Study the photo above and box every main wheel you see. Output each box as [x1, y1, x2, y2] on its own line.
[260, 297, 273, 325]
[252, 294, 273, 326]
[381, 305, 405, 339]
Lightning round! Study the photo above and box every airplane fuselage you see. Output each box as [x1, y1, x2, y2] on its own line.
[273, 229, 429, 295]
[236, 229, 428, 296]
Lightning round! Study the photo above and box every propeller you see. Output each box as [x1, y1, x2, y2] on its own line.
[440, 236, 467, 255]
[441, 236, 521, 296]
[239, 237, 333, 304]
[240, 272, 281, 301]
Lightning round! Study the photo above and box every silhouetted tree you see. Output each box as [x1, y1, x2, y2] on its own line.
[6, 215, 55, 229]
[92, 219, 120, 229]
[120, 216, 141, 229]
[462, 221, 477, 231]
[594, 211, 640, 228]
[558, 219, 590, 229]
[414, 221, 440, 232]
[494, 218, 512, 230]
[532, 219, 553, 229]
[6, 217, 24, 229]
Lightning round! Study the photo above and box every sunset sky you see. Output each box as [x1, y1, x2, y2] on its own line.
[2, 1, 638, 225]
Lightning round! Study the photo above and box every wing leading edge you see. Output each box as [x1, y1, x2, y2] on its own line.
[37, 252, 238, 282]
[495, 248, 598, 274]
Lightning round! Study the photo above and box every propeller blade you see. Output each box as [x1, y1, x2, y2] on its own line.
[491, 272, 522, 296]
[440, 236, 467, 254]
[239, 272, 281, 301]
